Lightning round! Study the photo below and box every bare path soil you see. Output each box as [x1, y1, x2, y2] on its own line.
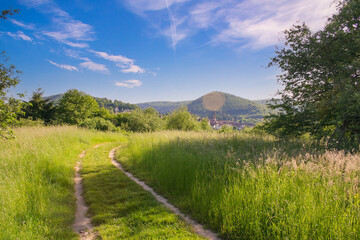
[109, 147, 220, 240]
[73, 150, 97, 240]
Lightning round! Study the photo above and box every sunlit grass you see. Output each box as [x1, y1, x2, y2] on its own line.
[0, 126, 122, 239]
[117, 131, 360, 239]
[81, 142, 205, 239]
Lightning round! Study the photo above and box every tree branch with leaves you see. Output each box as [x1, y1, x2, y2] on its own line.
[264, 0, 360, 151]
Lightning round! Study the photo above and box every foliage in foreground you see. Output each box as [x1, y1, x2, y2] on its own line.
[117, 131, 360, 239]
[81, 143, 204, 239]
[265, 0, 360, 151]
[0, 51, 23, 139]
[0, 126, 122, 239]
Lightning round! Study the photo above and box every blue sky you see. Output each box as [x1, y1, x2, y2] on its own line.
[1, 0, 338, 103]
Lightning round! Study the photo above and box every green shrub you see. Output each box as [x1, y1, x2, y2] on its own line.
[218, 125, 234, 133]
[115, 108, 164, 132]
[12, 117, 44, 127]
[79, 117, 116, 131]
[166, 106, 200, 131]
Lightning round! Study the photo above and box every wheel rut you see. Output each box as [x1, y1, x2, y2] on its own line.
[73, 150, 97, 240]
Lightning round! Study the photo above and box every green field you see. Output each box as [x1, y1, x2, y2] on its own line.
[1, 127, 359, 239]
[116, 131, 360, 239]
[0, 126, 121, 239]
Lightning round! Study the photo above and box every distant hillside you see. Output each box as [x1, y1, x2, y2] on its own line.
[45, 94, 62, 103]
[137, 101, 191, 114]
[137, 91, 271, 124]
[187, 92, 269, 123]
[45, 93, 137, 113]
[254, 99, 271, 105]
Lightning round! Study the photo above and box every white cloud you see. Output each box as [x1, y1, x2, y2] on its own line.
[80, 61, 109, 73]
[115, 79, 142, 88]
[7, 31, 32, 42]
[90, 50, 146, 74]
[123, 0, 190, 12]
[215, 0, 339, 48]
[62, 40, 89, 48]
[90, 50, 134, 65]
[120, 64, 145, 73]
[9, 19, 36, 30]
[19, 0, 94, 48]
[122, 0, 339, 49]
[43, 19, 94, 42]
[47, 60, 78, 71]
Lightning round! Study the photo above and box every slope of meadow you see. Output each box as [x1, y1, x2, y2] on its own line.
[0, 126, 123, 239]
[117, 131, 360, 239]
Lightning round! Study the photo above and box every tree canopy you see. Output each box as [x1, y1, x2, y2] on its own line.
[0, 52, 23, 138]
[57, 89, 99, 125]
[166, 106, 200, 131]
[264, 0, 360, 151]
[24, 88, 55, 123]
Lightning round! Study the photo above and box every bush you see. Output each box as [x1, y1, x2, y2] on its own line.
[12, 117, 44, 127]
[166, 106, 200, 131]
[79, 117, 116, 132]
[114, 108, 164, 132]
[218, 125, 234, 133]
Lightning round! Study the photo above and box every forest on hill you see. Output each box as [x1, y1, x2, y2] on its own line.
[137, 92, 270, 124]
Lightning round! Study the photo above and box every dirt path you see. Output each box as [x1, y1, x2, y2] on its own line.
[109, 147, 220, 240]
[73, 151, 97, 240]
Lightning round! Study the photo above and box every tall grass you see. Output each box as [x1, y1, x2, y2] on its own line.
[0, 126, 122, 240]
[117, 131, 360, 239]
[81, 143, 205, 239]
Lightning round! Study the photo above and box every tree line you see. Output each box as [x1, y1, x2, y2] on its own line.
[16, 88, 212, 133]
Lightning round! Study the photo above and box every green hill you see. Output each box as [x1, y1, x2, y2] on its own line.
[136, 101, 191, 114]
[187, 92, 269, 123]
[137, 91, 270, 124]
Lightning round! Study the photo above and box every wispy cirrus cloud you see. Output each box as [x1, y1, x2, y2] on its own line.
[120, 64, 145, 74]
[115, 79, 142, 88]
[18, 0, 94, 48]
[9, 19, 36, 30]
[121, 0, 339, 49]
[80, 60, 109, 73]
[91, 50, 133, 65]
[47, 59, 78, 71]
[7, 31, 32, 42]
[90, 50, 145, 74]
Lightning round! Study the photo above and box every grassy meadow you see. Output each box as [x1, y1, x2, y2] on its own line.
[117, 131, 360, 239]
[1, 126, 359, 239]
[81, 142, 205, 239]
[0, 126, 122, 239]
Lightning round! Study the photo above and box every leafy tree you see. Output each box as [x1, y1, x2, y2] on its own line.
[114, 107, 164, 132]
[23, 88, 55, 123]
[166, 106, 200, 131]
[200, 118, 212, 131]
[1, 9, 19, 20]
[79, 117, 116, 132]
[264, 0, 360, 151]
[93, 107, 114, 121]
[0, 9, 23, 138]
[0, 51, 23, 139]
[94, 97, 137, 113]
[57, 89, 99, 125]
